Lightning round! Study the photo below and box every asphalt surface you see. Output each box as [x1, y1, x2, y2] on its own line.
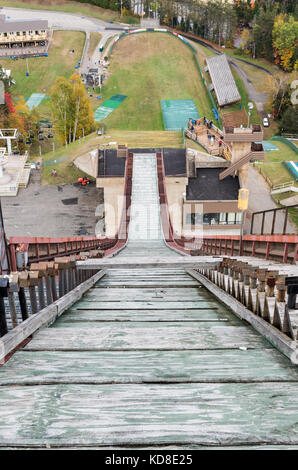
[2, 170, 104, 238]
[245, 165, 297, 235]
[3, 6, 110, 32]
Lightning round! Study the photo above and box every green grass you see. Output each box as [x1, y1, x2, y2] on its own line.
[100, 33, 214, 131]
[271, 191, 298, 230]
[5, 30, 85, 98]
[1, 0, 120, 23]
[288, 207, 298, 228]
[264, 141, 298, 163]
[42, 161, 94, 185]
[186, 39, 262, 126]
[258, 140, 298, 188]
[39, 129, 183, 184]
[224, 48, 282, 75]
[2, 30, 85, 157]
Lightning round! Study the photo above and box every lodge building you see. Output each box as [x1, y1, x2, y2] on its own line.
[0, 14, 49, 57]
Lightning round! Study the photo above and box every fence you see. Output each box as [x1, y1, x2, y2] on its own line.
[200, 234, 298, 264]
[8, 236, 116, 272]
[250, 204, 298, 236]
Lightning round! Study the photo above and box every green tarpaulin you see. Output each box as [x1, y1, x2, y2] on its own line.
[94, 94, 127, 122]
[161, 99, 199, 131]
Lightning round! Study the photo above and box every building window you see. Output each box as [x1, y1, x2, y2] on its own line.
[186, 213, 202, 226]
[187, 212, 241, 226]
[4, 33, 7, 37]
[203, 213, 220, 225]
[35, 31, 39, 34]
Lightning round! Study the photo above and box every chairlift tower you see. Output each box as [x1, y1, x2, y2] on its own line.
[0, 129, 18, 155]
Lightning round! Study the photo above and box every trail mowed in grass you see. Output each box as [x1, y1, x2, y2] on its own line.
[102, 33, 213, 131]
[4, 30, 85, 99]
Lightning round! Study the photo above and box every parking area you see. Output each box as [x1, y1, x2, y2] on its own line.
[1, 170, 103, 238]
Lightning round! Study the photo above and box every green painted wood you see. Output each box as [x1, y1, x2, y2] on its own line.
[0, 383, 297, 446]
[1, 348, 298, 386]
[24, 323, 271, 351]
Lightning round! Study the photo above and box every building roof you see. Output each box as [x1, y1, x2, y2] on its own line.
[206, 54, 241, 107]
[97, 148, 187, 178]
[0, 15, 48, 33]
[186, 168, 240, 201]
[163, 148, 187, 176]
[98, 149, 126, 177]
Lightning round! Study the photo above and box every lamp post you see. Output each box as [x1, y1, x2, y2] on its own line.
[238, 188, 249, 256]
[247, 102, 254, 128]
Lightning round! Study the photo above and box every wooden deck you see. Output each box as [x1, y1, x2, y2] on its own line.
[0, 266, 297, 448]
[0, 153, 297, 449]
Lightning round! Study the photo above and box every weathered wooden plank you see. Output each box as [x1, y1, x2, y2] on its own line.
[24, 323, 271, 351]
[2, 348, 298, 386]
[58, 308, 240, 323]
[95, 281, 200, 287]
[77, 256, 222, 270]
[75, 301, 221, 310]
[86, 287, 213, 301]
[0, 383, 297, 446]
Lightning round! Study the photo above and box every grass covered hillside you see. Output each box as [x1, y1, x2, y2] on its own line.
[101, 33, 214, 131]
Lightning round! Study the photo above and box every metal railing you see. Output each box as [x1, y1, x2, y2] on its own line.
[250, 204, 298, 236]
[200, 235, 298, 264]
[8, 236, 114, 272]
[0, 251, 104, 339]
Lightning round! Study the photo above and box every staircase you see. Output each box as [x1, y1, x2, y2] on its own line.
[219, 144, 265, 180]
[0, 153, 297, 449]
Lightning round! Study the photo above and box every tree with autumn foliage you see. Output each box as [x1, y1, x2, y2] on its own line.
[50, 73, 95, 145]
[272, 14, 298, 72]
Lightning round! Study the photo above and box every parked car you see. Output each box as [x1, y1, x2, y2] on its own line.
[263, 117, 269, 127]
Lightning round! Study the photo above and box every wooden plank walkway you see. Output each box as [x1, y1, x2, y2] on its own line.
[0, 153, 297, 449]
[0, 266, 297, 448]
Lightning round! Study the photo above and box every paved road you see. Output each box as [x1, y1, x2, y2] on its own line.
[2, 6, 110, 32]
[3, 7, 122, 77]
[245, 165, 297, 234]
[230, 61, 268, 115]
[1, 173, 103, 238]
